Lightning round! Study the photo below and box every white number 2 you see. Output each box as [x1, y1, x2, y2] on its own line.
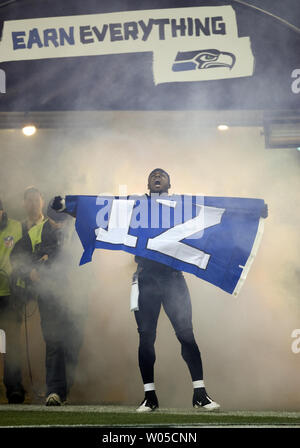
[147, 205, 224, 269]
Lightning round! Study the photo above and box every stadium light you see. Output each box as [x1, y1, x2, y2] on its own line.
[218, 124, 229, 131]
[264, 118, 300, 149]
[22, 124, 37, 136]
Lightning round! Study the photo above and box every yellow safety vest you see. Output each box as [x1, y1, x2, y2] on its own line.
[15, 219, 48, 291]
[28, 219, 48, 253]
[0, 218, 22, 296]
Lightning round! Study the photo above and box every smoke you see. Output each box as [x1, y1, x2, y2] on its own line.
[0, 114, 300, 410]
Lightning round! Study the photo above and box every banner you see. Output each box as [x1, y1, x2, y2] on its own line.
[65, 194, 266, 295]
[0, 6, 254, 84]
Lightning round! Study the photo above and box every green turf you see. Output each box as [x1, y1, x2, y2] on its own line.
[0, 411, 299, 427]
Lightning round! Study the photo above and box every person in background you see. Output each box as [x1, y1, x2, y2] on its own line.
[0, 198, 25, 404]
[11, 188, 87, 406]
[22, 186, 45, 234]
[38, 202, 87, 406]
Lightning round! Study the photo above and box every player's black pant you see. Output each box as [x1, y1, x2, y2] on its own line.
[134, 268, 203, 385]
[38, 294, 85, 401]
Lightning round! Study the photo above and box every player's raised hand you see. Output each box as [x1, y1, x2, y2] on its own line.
[51, 196, 66, 212]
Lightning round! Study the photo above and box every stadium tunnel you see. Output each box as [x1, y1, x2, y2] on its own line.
[0, 0, 299, 411]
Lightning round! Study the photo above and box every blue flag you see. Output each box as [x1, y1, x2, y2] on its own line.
[65, 194, 266, 295]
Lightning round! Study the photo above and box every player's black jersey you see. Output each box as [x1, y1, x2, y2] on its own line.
[135, 255, 180, 275]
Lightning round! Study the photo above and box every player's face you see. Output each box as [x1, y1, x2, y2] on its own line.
[148, 170, 170, 194]
[24, 192, 43, 217]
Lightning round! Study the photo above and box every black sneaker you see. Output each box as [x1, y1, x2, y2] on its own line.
[45, 393, 64, 406]
[193, 387, 220, 411]
[8, 390, 25, 404]
[136, 397, 159, 413]
[136, 390, 159, 413]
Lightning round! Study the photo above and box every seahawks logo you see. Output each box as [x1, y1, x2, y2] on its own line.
[4, 236, 14, 248]
[172, 49, 236, 72]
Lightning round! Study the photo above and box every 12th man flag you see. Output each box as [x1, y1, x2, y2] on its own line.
[64, 194, 266, 296]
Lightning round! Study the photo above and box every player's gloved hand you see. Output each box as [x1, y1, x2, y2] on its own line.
[51, 196, 66, 212]
[261, 203, 268, 219]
